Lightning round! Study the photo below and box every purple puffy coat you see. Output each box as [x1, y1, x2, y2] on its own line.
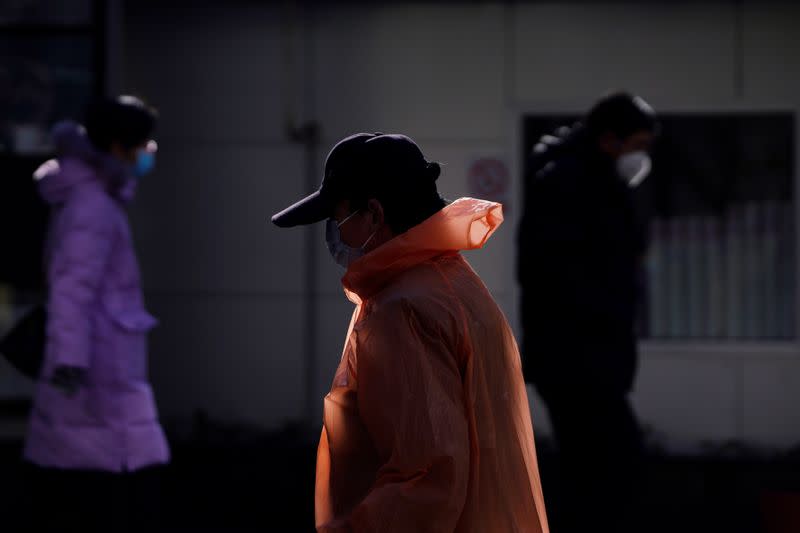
[24, 122, 170, 472]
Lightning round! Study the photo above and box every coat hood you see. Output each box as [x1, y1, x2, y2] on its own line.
[528, 122, 589, 178]
[34, 121, 137, 206]
[342, 197, 503, 302]
[528, 122, 618, 184]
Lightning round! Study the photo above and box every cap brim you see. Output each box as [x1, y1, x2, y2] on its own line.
[271, 190, 333, 228]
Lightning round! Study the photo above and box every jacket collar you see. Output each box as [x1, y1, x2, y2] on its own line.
[35, 121, 138, 205]
[342, 197, 503, 304]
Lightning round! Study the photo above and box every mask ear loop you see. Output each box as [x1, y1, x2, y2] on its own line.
[360, 206, 382, 250]
[336, 209, 379, 250]
[360, 231, 378, 250]
[337, 210, 360, 229]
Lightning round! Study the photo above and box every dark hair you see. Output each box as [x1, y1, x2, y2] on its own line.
[85, 95, 158, 153]
[348, 161, 446, 235]
[585, 91, 658, 141]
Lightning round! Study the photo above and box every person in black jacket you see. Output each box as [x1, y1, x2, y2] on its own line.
[518, 92, 658, 533]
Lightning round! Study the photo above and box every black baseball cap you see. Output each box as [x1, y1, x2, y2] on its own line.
[271, 132, 434, 228]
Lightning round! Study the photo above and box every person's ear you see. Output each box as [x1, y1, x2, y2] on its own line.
[366, 198, 385, 227]
[110, 141, 136, 163]
[598, 132, 621, 158]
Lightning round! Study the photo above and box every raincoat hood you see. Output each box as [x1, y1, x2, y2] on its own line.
[34, 120, 137, 206]
[342, 197, 503, 302]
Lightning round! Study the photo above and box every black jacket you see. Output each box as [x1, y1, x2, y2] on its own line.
[517, 125, 646, 395]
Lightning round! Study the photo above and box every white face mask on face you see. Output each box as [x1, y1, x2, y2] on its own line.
[325, 211, 377, 270]
[616, 150, 652, 188]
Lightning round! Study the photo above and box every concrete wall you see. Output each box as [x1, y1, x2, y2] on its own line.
[122, 1, 800, 449]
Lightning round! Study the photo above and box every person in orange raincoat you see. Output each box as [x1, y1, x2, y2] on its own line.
[272, 133, 549, 533]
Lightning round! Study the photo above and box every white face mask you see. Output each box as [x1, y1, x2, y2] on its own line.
[325, 211, 377, 270]
[616, 150, 652, 187]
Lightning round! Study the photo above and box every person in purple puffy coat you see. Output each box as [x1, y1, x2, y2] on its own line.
[23, 96, 169, 533]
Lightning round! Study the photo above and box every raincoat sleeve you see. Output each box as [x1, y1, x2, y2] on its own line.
[46, 191, 115, 369]
[325, 299, 470, 532]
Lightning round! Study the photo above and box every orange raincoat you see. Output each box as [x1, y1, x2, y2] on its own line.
[316, 198, 549, 533]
